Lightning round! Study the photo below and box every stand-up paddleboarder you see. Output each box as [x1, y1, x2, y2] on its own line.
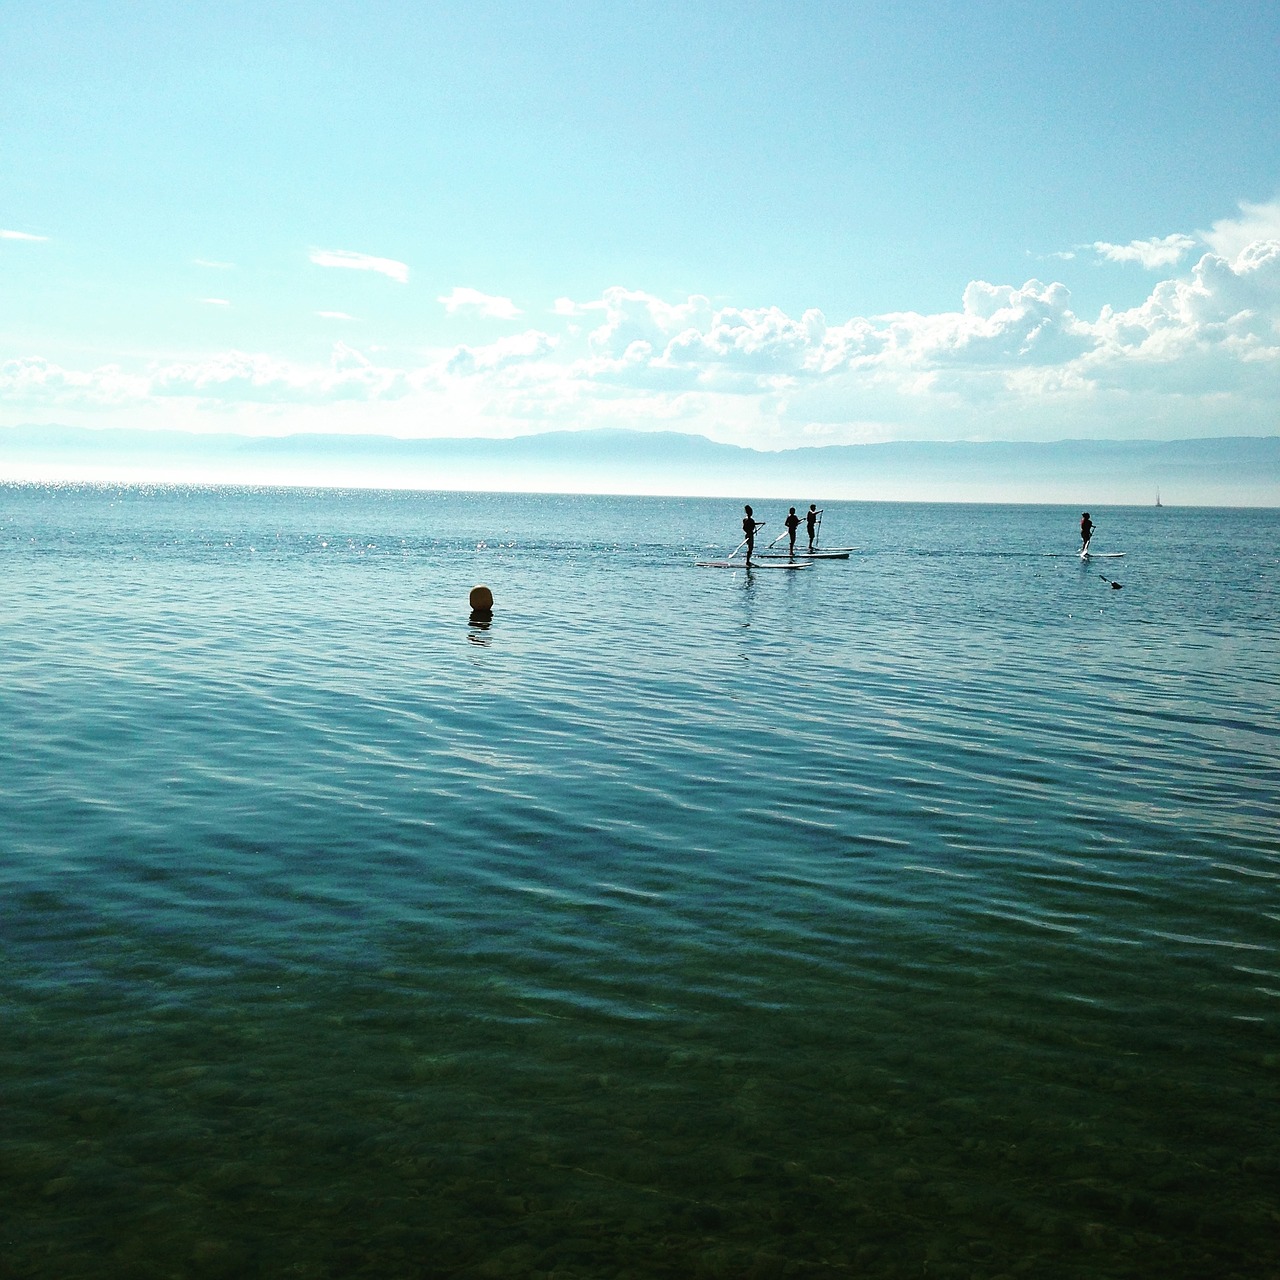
[1080, 511, 1095, 554]
[742, 505, 764, 565]
[806, 504, 823, 552]
[784, 507, 802, 555]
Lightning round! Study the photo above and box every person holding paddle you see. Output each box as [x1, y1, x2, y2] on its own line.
[806, 504, 822, 551]
[742, 505, 764, 565]
[784, 507, 802, 555]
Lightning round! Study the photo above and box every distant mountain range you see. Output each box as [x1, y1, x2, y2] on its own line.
[2, 424, 1278, 505]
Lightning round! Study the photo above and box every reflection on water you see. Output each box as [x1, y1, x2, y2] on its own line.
[1, 486, 1277, 1278]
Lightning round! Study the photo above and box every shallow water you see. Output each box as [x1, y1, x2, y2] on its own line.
[2, 484, 1278, 1279]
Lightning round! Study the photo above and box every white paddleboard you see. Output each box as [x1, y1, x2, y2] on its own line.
[757, 550, 850, 560]
[1045, 550, 1127, 559]
[696, 559, 813, 570]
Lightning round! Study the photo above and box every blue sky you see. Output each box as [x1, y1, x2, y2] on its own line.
[2, 0, 1278, 451]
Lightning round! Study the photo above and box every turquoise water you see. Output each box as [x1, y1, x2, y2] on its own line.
[2, 484, 1277, 1279]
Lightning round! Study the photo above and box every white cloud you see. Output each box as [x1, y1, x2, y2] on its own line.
[670, 306, 825, 367]
[1, 229, 48, 242]
[0, 356, 145, 406]
[1200, 198, 1280, 261]
[1087, 234, 1198, 269]
[552, 296, 607, 317]
[443, 331, 556, 377]
[194, 258, 234, 269]
[908, 279, 1093, 366]
[437, 287, 522, 319]
[588, 288, 714, 359]
[318, 311, 356, 320]
[0, 346, 410, 410]
[150, 345, 409, 404]
[6, 202, 1279, 448]
[309, 248, 409, 283]
[1084, 242, 1280, 395]
[200, 297, 231, 307]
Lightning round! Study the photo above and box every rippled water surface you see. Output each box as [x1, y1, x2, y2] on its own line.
[2, 484, 1278, 1279]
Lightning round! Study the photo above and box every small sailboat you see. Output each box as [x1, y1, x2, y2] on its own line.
[1156, 488, 1163, 507]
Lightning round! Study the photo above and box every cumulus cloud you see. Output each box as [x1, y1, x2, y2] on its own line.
[309, 248, 409, 283]
[443, 331, 556, 377]
[1086, 241, 1280, 394]
[553, 249, 1277, 433]
[1201, 198, 1280, 261]
[438, 287, 522, 319]
[552, 297, 610, 321]
[1097, 244, 1280, 341]
[587, 288, 715, 359]
[1086, 234, 1198, 269]
[150, 345, 409, 404]
[7, 202, 1279, 446]
[0, 356, 145, 407]
[576, 280, 1091, 393]
[1, 229, 48, 241]
[0, 346, 411, 410]
[662, 306, 829, 390]
[905, 279, 1094, 366]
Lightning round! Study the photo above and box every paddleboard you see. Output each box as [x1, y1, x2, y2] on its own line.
[696, 559, 813, 570]
[1043, 551, 1127, 559]
[757, 549, 850, 560]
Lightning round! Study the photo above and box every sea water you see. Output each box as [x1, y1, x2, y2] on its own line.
[1, 484, 1277, 1280]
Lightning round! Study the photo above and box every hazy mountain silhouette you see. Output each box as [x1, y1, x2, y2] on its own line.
[3, 424, 1277, 505]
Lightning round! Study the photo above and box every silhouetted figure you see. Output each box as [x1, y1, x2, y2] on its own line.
[784, 507, 801, 554]
[1080, 512, 1095, 553]
[806, 504, 822, 551]
[742, 505, 764, 565]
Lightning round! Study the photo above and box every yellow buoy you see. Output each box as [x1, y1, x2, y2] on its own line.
[469, 584, 494, 613]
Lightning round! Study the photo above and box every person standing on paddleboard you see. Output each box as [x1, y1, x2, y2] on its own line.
[742, 505, 764, 565]
[784, 507, 802, 555]
[1080, 512, 1095, 553]
[806, 504, 822, 552]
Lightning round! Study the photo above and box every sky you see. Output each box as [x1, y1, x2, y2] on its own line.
[2, 0, 1279, 453]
